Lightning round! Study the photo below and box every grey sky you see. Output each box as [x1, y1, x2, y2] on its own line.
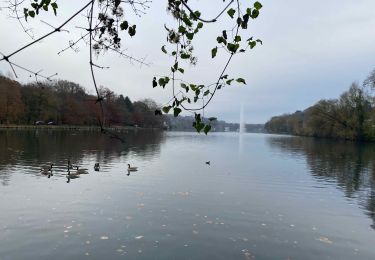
[1, 1, 375, 123]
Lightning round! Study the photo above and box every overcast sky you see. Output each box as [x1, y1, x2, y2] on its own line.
[1, 0, 375, 123]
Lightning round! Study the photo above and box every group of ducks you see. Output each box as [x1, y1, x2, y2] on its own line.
[40, 161, 138, 181]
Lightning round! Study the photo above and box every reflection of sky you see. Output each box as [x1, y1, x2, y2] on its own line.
[0, 1, 375, 123]
[1, 132, 375, 259]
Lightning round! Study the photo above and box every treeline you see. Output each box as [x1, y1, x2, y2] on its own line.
[265, 68, 375, 141]
[165, 115, 264, 133]
[0, 75, 163, 128]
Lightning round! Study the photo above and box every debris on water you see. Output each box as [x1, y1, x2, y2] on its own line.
[85, 252, 89, 256]
[100, 236, 109, 240]
[206, 220, 213, 224]
[290, 224, 295, 227]
[261, 223, 266, 226]
[116, 249, 124, 253]
[242, 238, 248, 242]
[193, 230, 199, 235]
[184, 244, 189, 247]
[242, 249, 254, 259]
[85, 241, 90, 244]
[126, 216, 133, 220]
[135, 235, 144, 240]
[178, 191, 189, 197]
[138, 250, 143, 253]
[312, 227, 317, 231]
[317, 236, 332, 244]
[220, 192, 224, 195]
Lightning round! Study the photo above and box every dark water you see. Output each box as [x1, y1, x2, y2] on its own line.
[0, 130, 375, 259]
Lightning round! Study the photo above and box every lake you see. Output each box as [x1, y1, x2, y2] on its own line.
[0, 130, 375, 259]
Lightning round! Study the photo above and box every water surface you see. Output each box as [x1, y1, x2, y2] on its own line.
[0, 130, 375, 259]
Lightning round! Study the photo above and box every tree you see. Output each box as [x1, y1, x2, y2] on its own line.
[0, 0, 263, 135]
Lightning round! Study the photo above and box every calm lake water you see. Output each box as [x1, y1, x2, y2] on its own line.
[0, 130, 375, 259]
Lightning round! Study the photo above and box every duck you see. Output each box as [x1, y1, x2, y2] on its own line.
[205, 161, 211, 166]
[75, 166, 89, 174]
[127, 164, 138, 171]
[41, 169, 53, 177]
[40, 164, 53, 172]
[67, 160, 74, 170]
[94, 163, 100, 171]
[66, 169, 80, 183]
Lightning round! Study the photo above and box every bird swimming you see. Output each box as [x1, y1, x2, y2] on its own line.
[127, 164, 138, 171]
[75, 166, 89, 174]
[94, 163, 100, 171]
[40, 164, 53, 172]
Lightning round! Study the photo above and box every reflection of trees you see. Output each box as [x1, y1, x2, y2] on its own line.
[267, 136, 375, 229]
[0, 129, 165, 185]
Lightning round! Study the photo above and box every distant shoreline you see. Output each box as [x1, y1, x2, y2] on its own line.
[0, 125, 157, 131]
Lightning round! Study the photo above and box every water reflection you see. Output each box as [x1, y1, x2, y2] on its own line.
[267, 136, 375, 229]
[0, 129, 165, 185]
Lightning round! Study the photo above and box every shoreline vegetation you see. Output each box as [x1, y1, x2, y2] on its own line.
[0, 75, 265, 133]
[265, 68, 375, 142]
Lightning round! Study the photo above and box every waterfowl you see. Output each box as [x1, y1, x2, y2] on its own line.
[66, 170, 80, 183]
[41, 169, 53, 177]
[94, 163, 100, 171]
[205, 161, 210, 166]
[75, 166, 89, 174]
[67, 160, 74, 170]
[127, 164, 138, 171]
[40, 164, 53, 172]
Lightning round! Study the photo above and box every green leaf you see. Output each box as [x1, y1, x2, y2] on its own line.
[158, 78, 165, 87]
[173, 107, 182, 117]
[211, 47, 218, 58]
[178, 68, 184, 74]
[186, 32, 194, 40]
[180, 53, 191, 59]
[28, 10, 35, 18]
[162, 106, 171, 113]
[203, 90, 210, 96]
[254, 2, 263, 10]
[227, 8, 236, 18]
[208, 117, 217, 121]
[227, 43, 239, 53]
[251, 9, 259, 19]
[234, 35, 241, 42]
[222, 30, 227, 40]
[249, 41, 256, 49]
[236, 78, 246, 84]
[155, 109, 162, 115]
[51, 2, 58, 15]
[161, 45, 167, 54]
[152, 77, 157, 88]
[120, 21, 128, 30]
[197, 22, 203, 29]
[203, 124, 212, 135]
[178, 25, 186, 33]
[226, 79, 234, 85]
